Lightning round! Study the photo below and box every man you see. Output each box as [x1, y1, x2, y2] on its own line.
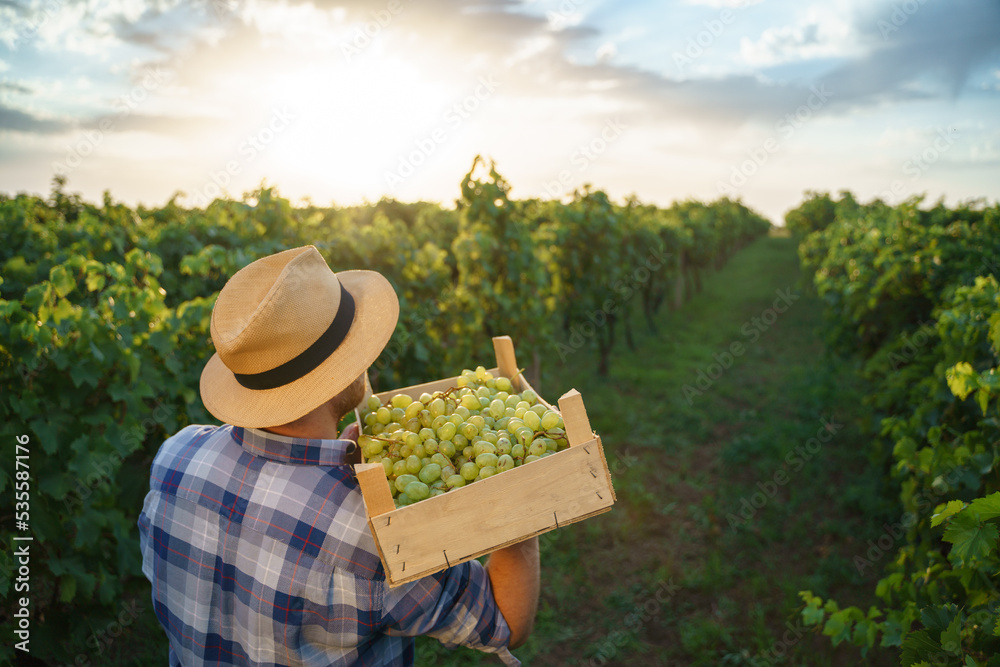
[138, 245, 539, 666]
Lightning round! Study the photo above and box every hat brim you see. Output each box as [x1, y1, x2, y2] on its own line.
[199, 270, 399, 428]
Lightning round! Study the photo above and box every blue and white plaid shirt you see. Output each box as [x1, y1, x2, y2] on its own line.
[138, 424, 518, 666]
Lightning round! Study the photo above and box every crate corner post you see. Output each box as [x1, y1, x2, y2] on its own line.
[355, 462, 395, 519]
[558, 388, 594, 447]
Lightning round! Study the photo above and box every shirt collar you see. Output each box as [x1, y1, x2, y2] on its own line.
[231, 426, 358, 466]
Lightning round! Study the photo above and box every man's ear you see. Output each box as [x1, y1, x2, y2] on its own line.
[354, 371, 373, 411]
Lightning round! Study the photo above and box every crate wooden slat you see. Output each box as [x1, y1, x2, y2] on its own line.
[354, 335, 616, 586]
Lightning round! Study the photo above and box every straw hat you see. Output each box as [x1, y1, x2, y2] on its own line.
[200, 245, 399, 428]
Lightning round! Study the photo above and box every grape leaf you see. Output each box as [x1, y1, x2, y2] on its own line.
[931, 500, 966, 527]
[49, 264, 76, 298]
[942, 512, 1000, 565]
[967, 492, 1000, 521]
[940, 615, 962, 655]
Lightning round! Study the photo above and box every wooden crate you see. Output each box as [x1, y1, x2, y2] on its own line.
[354, 335, 616, 587]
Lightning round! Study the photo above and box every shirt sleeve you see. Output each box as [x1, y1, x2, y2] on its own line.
[380, 559, 520, 664]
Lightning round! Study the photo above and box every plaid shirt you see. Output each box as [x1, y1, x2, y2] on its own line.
[138, 424, 518, 666]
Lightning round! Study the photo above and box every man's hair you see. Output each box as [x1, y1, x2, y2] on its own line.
[274, 373, 366, 431]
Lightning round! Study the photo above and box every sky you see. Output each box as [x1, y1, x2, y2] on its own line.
[1, 0, 998, 223]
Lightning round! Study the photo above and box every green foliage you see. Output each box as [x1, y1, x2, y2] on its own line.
[0, 168, 769, 663]
[791, 193, 1000, 666]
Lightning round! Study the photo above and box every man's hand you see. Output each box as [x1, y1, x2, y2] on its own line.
[486, 537, 540, 649]
[340, 421, 360, 443]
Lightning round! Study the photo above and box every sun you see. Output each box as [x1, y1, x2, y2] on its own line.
[251, 56, 462, 201]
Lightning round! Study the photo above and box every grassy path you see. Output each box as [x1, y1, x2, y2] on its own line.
[420, 232, 897, 665]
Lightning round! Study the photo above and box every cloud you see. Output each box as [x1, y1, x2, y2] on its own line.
[819, 0, 1000, 103]
[740, 17, 858, 67]
[0, 102, 71, 133]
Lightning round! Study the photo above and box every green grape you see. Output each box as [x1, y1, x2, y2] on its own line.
[515, 426, 534, 444]
[495, 377, 512, 392]
[419, 427, 435, 441]
[514, 407, 527, 419]
[540, 410, 561, 430]
[394, 473, 418, 493]
[431, 415, 448, 430]
[419, 392, 433, 404]
[478, 396, 492, 409]
[483, 416, 495, 429]
[460, 462, 479, 480]
[506, 395, 522, 410]
[542, 438, 558, 452]
[421, 456, 432, 467]
[494, 391, 509, 403]
[391, 394, 413, 409]
[440, 440, 456, 457]
[523, 410, 541, 431]
[404, 432, 421, 448]
[469, 415, 486, 430]
[437, 421, 457, 441]
[431, 453, 451, 468]
[546, 427, 566, 440]
[399, 444, 413, 458]
[455, 405, 472, 420]
[456, 375, 469, 388]
[490, 399, 507, 418]
[364, 413, 377, 426]
[405, 455, 421, 474]
[460, 422, 479, 440]
[475, 386, 491, 399]
[376, 407, 391, 424]
[448, 414, 463, 426]
[362, 437, 383, 457]
[475, 452, 499, 468]
[481, 431, 498, 445]
[455, 455, 469, 468]
[380, 459, 393, 476]
[418, 410, 433, 428]
[475, 365, 488, 380]
[429, 398, 446, 418]
[418, 463, 442, 484]
[524, 454, 541, 464]
[460, 394, 479, 411]
[424, 439, 440, 454]
[528, 441, 546, 457]
[495, 417, 510, 430]
[412, 444, 426, 459]
[446, 474, 466, 489]
[530, 404, 547, 417]
[520, 389, 538, 405]
[504, 407, 516, 418]
[392, 460, 407, 478]
[404, 401, 424, 421]
[396, 492, 412, 507]
[404, 418, 421, 432]
[444, 398, 457, 414]
[367, 396, 382, 412]
[440, 464, 456, 479]
[496, 439, 512, 455]
[430, 489, 447, 498]
[451, 434, 467, 449]
[405, 481, 430, 501]
[462, 446, 474, 458]
[473, 441, 497, 457]
[497, 454, 515, 472]
[478, 465, 496, 479]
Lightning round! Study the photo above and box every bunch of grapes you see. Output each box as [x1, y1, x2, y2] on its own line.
[358, 366, 569, 507]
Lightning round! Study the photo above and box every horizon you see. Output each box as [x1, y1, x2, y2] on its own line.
[2, 0, 999, 224]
